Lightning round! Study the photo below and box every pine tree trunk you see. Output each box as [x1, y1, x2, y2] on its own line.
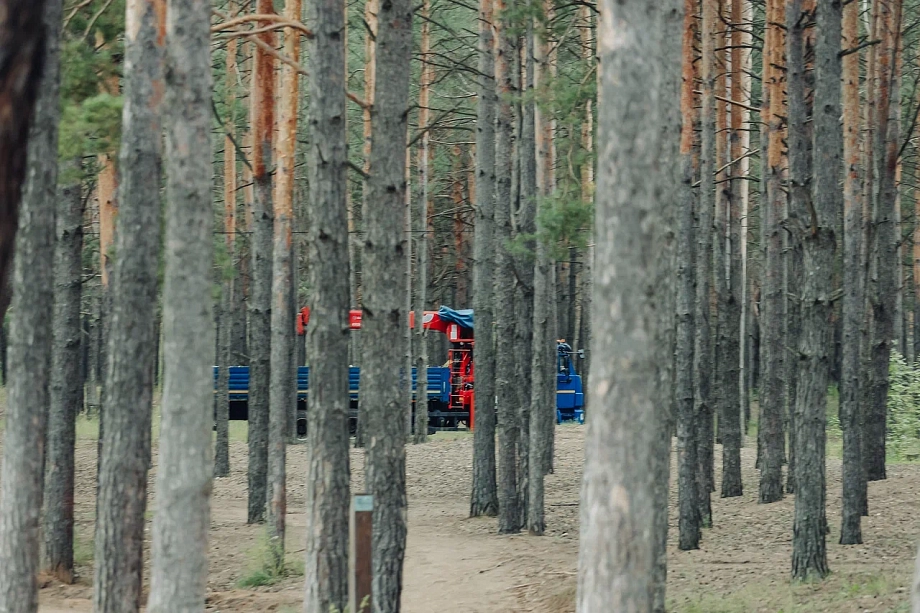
[469, 0, 499, 518]
[215, 291, 231, 477]
[695, 0, 718, 525]
[513, 23, 537, 530]
[676, 0, 700, 551]
[864, 0, 900, 482]
[652, 5, 683, 609]
[302, 0, 351, 605]
[248, 0, 275, 524]
[719, 0, 744, 499]
[354, 0, 378, 449]
[576, 0, 674, 607]
[45, 172, 83, 584]
[536, 0, 557, 476]
[784, 0, 815, 497]
[215, 27, 238, 480]
[790, 0, 838, 579]
[363, 0, 413, 604]
[92, 0, 164, 610]
[267, 0, 301, 565]
[759, 0, 787, 504]
[414, 0, 432, 444]
[839, 0, 865, 544]
[0, 3, 59, 609]
[147, 0, 214, 607]
[494, 0, 520, 534]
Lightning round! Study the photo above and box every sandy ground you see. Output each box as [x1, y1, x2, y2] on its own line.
[19, 421, 920, 612]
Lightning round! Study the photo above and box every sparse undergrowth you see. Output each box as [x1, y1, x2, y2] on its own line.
[236, 530, 304, 589]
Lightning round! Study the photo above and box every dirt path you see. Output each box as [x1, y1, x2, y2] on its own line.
[34, 427, 585, 613]
[28, 422, 920, 612]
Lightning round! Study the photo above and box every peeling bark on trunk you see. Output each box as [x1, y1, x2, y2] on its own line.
[362, 0, 414, 605]
[839, 0, 865, 544]
[576, 1, 674, 608]
[147, 0, 214, 608]
[759, 0, 787, 504]
[248, 0, 275, 524]
[302, 0, 351, 605]
[470, 0, 499, 518]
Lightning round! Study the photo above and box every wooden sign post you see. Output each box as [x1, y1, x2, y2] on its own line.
[349, 493, 373, 613]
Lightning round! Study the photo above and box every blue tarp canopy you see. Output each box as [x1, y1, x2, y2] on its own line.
[438, 306, 474, 330]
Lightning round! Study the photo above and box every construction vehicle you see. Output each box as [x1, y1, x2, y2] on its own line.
[213, 306, 585, 435]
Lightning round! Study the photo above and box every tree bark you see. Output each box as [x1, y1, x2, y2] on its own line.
[789, 0, 838, 580]
[864, 0, 901, 483]
[92, 2, 165, 608]
[267, 0, 301, 566]
[0, 2, 57, 609]
[303, 0, 351, 606]
[248, 0, 275, 524]
[353, 0, 378, 450]
[470, 0, 499, 518]
[695, 0, 717, 525]
[652, 4, 683, 609]
[45, 172, 83, 584]
[0, 0, 51, 323]
[784, 0, 815, 496]
[147, 0, 214, 608]
[515, 21, 537, 532]
[576, 1, 673, 608]
[363, 0, 414, 605]
[719, 0, 744, 499]
[839, 0, 865, 544]
[414, 0, 432, 445]
[759, 0, 786, 504]
[676, 0, 700, 551]
[494, 0, 520, 535]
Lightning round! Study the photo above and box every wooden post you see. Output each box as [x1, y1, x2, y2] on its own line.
[349, 494, 373, 613]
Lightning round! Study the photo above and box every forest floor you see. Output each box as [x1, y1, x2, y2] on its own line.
[1, 407, 915, 612]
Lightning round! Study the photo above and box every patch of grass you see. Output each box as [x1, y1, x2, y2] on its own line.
[73, 525, 94, 567]
[236, 530, 304, 589]
[75, 413, 99, 440]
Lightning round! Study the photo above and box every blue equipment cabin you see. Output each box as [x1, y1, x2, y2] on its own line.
[555, 342, 585, 424]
